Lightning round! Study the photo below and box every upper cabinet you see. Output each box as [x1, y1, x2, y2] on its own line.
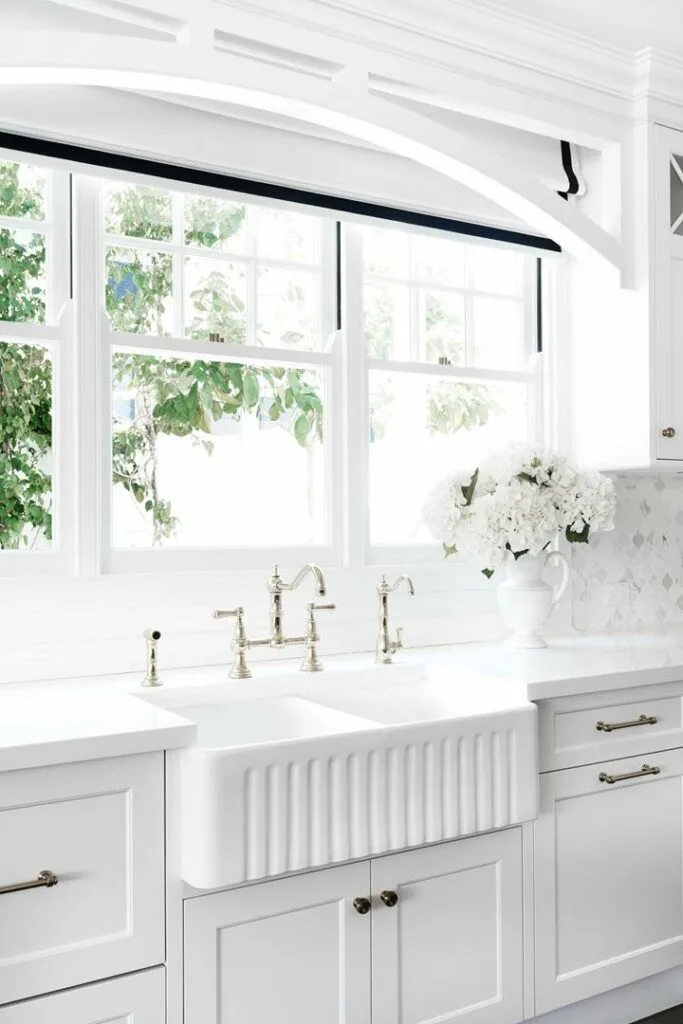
[654, 126, 683, 461]
[569, 123, 683, 470]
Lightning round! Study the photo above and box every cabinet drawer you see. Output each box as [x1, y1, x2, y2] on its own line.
[0, 752, 164, 1004]
[539, 689, 683, 771]
[0, 966, 165, 1024]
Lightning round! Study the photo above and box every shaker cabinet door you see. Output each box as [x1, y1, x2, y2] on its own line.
[0, 753, 165, 1004]
[371, 830, 524, 1024]
[535, 749, 683, 1013]
[184, 861, 371, 1024]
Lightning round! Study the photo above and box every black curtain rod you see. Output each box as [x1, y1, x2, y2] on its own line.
[0, 129, 562, 253]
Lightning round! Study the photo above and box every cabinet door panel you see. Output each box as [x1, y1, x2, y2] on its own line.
[535, 749, 683, 1013]
[371, 830, 523, 1024]
[184, 861, 371, 1024]
[0, 753, 165, 1003]
[0, 967, 164, 1024]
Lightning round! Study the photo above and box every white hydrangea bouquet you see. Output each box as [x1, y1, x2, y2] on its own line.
[422, 445, 616, 647]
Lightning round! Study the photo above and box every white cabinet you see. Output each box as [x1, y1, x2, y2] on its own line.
[570, 122, 683, 470]
[0, 752, 165, 1004]
[534, 748, 683, 1014]
[0, 966, 165, 1024]
[371, 829, 523, 1024]
[185, 831, 524, 1024]
[655, 124, 683, 460]
[537, 682, 683, 771]
[184, 860, 372, 1024]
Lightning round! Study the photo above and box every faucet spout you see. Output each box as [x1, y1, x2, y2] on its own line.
[276, 562, 326, 597]
[384, 574, 415, 597]
[376, 574, 415, 665]
[267, 563, 327, 648]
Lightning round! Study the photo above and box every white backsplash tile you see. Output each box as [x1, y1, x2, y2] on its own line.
[572, 474, 683, 630]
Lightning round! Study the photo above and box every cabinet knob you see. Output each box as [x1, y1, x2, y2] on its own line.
[662, 427, 676, 438]
[379, 889, 399, 907]
[352, 896, 371, 915]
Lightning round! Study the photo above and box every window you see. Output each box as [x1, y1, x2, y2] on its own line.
[358, 225, 539, 556]
[0, 151, 546, 576]
[0, 159, 69, 564]
[96, 180, 335, 560]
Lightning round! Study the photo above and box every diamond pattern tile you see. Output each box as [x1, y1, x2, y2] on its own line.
[572, 475, 683, 631]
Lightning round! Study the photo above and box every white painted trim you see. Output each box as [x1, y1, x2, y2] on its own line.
[366, 357, 537, 385]
[109, 331, 336, 368]
[0, 32, 623, 273]
[528, 963, 683, 1024]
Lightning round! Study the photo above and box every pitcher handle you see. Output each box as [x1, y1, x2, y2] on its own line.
[544, 550, 569, 607]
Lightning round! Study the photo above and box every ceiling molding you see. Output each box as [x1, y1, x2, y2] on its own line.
[212, 0, 629, 145]
[43, 0, 184, 33]
[231, 0, 634, 98]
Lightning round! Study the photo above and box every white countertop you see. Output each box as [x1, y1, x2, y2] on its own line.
[0, 685, 196, 772]
[3, 630, 683, 771]
[431, 630, 683, 700]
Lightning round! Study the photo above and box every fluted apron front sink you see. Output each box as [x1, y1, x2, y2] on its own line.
[178, 686, 537, 890]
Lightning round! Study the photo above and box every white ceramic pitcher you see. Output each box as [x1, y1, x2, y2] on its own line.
[496, 550, 570, 649]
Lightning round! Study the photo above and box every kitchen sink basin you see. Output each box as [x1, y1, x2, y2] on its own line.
[172, 694, 376, 749]
[176, 675, 538, 890]
[312, 678, 530, 725]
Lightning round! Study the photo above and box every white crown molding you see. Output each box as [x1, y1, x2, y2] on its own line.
[228, 0, 635, 100]
[26, 0, 683, 139]
[215, 0, 630, 146]
[43, 0, 184, 32]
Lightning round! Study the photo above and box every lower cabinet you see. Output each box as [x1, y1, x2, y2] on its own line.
[534, 748, 683, 1014]
[184, 860, 371, 1024]
[0, 752, 165, 1003]
[184, 829, 523, 1024]
[371, 829, 523, 1024]
[0, 966, 165, 1024]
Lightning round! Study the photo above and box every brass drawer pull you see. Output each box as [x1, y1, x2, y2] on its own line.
[596, 714, 657, 733]
[0, 870, 58, 896]
[599, 763, 661, 785]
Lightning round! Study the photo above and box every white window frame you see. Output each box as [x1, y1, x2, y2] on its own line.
[0, 147, 553, 580]
[341, 221, 545, 567]
[0, 159, 73, 576]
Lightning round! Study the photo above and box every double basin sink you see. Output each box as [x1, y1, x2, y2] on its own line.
[146, 665, 537, 889]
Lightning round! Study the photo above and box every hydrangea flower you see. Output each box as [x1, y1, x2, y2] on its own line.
[421, 443, 616, 575]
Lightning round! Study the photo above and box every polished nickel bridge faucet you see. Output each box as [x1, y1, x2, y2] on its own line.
[214, 564, 335, 678]
[376, 574, 415, 664]
[267, 563, 327, 649]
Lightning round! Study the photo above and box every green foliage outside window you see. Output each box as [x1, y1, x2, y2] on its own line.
[0, 162, 51, 549]
[0, 167, 502, 552]
[106, 192, 323, 544]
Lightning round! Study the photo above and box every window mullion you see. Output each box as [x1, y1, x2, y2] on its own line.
[172, 190, 184, 337]
[339, 223, 368, 567]
[51, 171, 75, 573]
[72, 175, 107, 580]
[246, 208, 258, 345]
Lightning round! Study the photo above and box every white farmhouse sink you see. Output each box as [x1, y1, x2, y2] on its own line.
[314, 678, 530, 725]
[176, 679, 538, 890]
[176, 695, 376, 748]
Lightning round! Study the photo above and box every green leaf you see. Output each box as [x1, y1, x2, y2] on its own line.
[566, 521, 590, 544]
[294, 413, 312, 446]
[460, 467, 479, 506]
[482, 567, 495, 579]
[243, 373, 260, 408]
